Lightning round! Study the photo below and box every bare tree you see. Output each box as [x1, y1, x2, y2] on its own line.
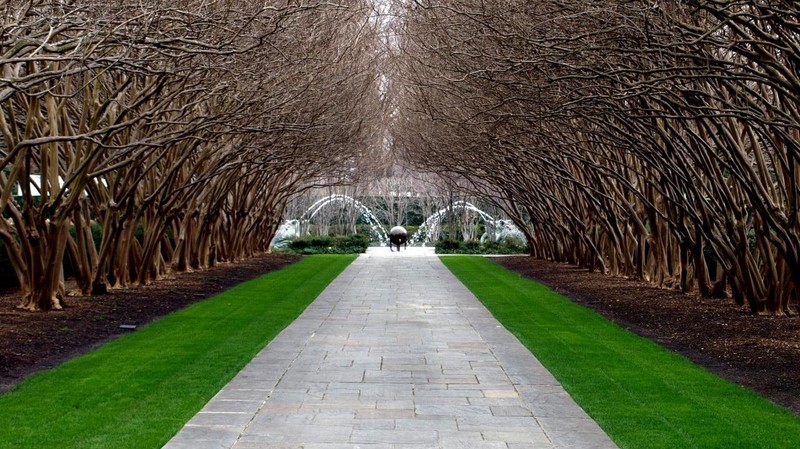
[393, 0, 800, 314]
[0, 0, 383, 310]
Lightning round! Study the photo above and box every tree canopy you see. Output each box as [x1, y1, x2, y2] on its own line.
[393, 0, 800, 315]
[1, 0, 798, 315]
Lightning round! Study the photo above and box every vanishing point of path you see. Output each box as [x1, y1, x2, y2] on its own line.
[163, 248, 618, 449]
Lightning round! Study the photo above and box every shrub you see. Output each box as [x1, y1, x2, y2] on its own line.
[463, 240, 480, 251]
[287, 234, 369, 255]
[404, 225, 419, 237]
[437, 240, 461, 251]
[435, 239, 528, 255]
[340, 233, 370, 249]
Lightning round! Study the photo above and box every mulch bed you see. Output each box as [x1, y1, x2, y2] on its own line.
[493, 256, 800, 416]
[0, 253, 299, 392]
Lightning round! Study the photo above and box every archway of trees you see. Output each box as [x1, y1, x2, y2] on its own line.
[0, 1, 384, 310]
[391, 0, 800, 316]
[1, 0, 798, 317]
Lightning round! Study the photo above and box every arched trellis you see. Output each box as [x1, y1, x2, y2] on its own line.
[299, 194, 389, 243]
[409, 201, 522, 246]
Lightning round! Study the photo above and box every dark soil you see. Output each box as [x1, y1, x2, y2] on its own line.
[0, 253, 300, 392]
[493, 256, 800, 416]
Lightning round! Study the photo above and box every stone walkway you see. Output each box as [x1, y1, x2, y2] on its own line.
[163, 247, 618, 449]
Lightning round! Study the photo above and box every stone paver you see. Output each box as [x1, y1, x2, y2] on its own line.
[163, 247, 618, 449]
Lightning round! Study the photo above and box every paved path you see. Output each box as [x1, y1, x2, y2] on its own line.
[163, 247, 618, 449]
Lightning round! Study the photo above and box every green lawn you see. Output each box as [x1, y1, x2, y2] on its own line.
[441, 256, 800, 449]
[0, 255, 356, 449]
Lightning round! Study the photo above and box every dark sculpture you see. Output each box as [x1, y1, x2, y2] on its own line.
[388, 226, 408, 252]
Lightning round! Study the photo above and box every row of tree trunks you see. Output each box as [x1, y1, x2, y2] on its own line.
[0, 1, 384, 310]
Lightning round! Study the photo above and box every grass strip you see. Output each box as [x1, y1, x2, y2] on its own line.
[0, 254, 356, 449]
[441, 256, 800, 449]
